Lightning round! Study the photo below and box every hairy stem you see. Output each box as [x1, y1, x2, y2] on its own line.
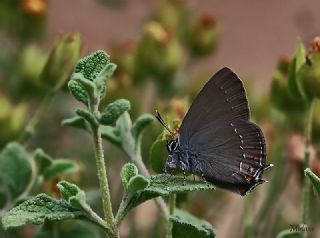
[130, 152, 170, 219]
[167, 194, 176, 238]
[302, 99, 315, 236]
[92, 126, 118, 237]
[19, 90, 55, 144]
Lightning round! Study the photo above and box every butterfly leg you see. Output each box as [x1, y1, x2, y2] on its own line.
[199, 167, 209, 187]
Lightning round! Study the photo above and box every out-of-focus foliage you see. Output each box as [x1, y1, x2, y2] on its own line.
[1, 0, 320, 238]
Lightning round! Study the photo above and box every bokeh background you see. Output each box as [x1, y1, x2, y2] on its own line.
[1, 0, 320, 237]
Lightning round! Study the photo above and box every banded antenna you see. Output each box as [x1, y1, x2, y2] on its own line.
[155, 110, 174, 136]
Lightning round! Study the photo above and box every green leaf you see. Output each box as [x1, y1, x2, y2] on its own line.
[67, 79, 89, 105]
[116, 112, 135, 155]
[36, 221, 99, 238]
[150, 139, 167, 174]
[131, 114, 154, 141]
[100, 99, 131, 126]
[72, 50, 116, 99]
[1, 194, 86, 229]
[76, 108, 98, 127]
[305, 168, 320, 196]
[119, 174, 214, 221]
[288, 40, 306, 99]
[62, 116, 91, 132]
[43, 159, 79, 180]
[127, 175, 150, 193]
[170, 209, 216, 238]
[34, 148, 53, 175]
[57, 181, 86, 208]
[100, 126, 121, 146]
[0, 142, 32, 199]
[120, 163, 139, 189]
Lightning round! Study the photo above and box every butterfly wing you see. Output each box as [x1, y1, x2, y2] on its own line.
[179, 67, 271, 195]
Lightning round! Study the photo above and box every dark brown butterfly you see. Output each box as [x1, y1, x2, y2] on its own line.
[156, 67, 273, 196]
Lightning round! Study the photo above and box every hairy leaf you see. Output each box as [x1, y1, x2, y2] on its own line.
[68, 80, 89, 105]
[62, 116, 91, 132]
[34, 148, 53, 174]
[170, 209, 216, 238]
[43, 159, 79, 180]
[305, 168, 320, 196]
[120, 174, 214, 220]
[0, 142, 32, 199]
[76, 108, 98, 127]
[120, 163, 139, 189]
[127, 175, 150, 193]
[100, 126, 121, 145]
[131, 114, 154, 141]
[57, 181, 86, 208]
[1, 194, 86, 229]
[71, 50, 116, 99]
[100, 99, 131, 126]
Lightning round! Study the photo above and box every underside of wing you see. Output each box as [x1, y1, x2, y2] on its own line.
[179, 67, 249, 148]
[179, 67, 271, 195]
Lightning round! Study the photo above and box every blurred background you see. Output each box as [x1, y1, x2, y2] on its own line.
[1, 0, 320, 237]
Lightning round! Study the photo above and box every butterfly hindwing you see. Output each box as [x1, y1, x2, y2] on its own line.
[178, 67, 271, 195]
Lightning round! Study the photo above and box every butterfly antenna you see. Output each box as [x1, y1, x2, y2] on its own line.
[155, 110, 174, 135]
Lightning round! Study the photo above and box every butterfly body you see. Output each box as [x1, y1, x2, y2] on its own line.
[159, 67, 273, 196]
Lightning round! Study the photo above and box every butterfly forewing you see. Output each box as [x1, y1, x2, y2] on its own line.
[178, 67, 270, 195]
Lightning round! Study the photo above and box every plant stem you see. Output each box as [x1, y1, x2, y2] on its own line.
[167, 194, 176, 238]
[302, 99, 315, 236]
[130, 152, 170, 219]
[92, 125, 118, 237]
[19, 90, 55, 144]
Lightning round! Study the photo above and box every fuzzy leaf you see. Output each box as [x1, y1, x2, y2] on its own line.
[57, 181, 86, 208]
[72, 50, 116, 99]
[76, 108, 98, 127]
[62, 116, 91, 132]
[121, 174, 214, 219]
[36, 221, 99, 238]
[305, 168, 320, 196]
[170, 209, 216, 238]
[1, 194, 86, 229]
[34, 148, 53, 174]
[43, 159, 79, 180]
[131, 114, 154, 141]
[100, 126, 121, 145]
[116, 112, 135, 155]
[100, 99, 131, 125]
[127, 175, 150, 193]
[120, 163, 139, 189]
[0, 142, 32, 199]
[150, 139, 167, 173]
[68, 80, 89, 105]
[288, 40, 306, 99]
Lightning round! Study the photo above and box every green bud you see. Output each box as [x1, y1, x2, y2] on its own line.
[184, 13, 219, 57]
[100, 99, 131, 125]
[298, 53, 320, 100]
[40, 33, 82, 89]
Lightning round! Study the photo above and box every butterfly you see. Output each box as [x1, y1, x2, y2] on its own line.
[156, 67, 273, 196]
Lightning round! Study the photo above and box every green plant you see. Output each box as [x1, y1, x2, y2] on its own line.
[1, 50, 216, 238]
